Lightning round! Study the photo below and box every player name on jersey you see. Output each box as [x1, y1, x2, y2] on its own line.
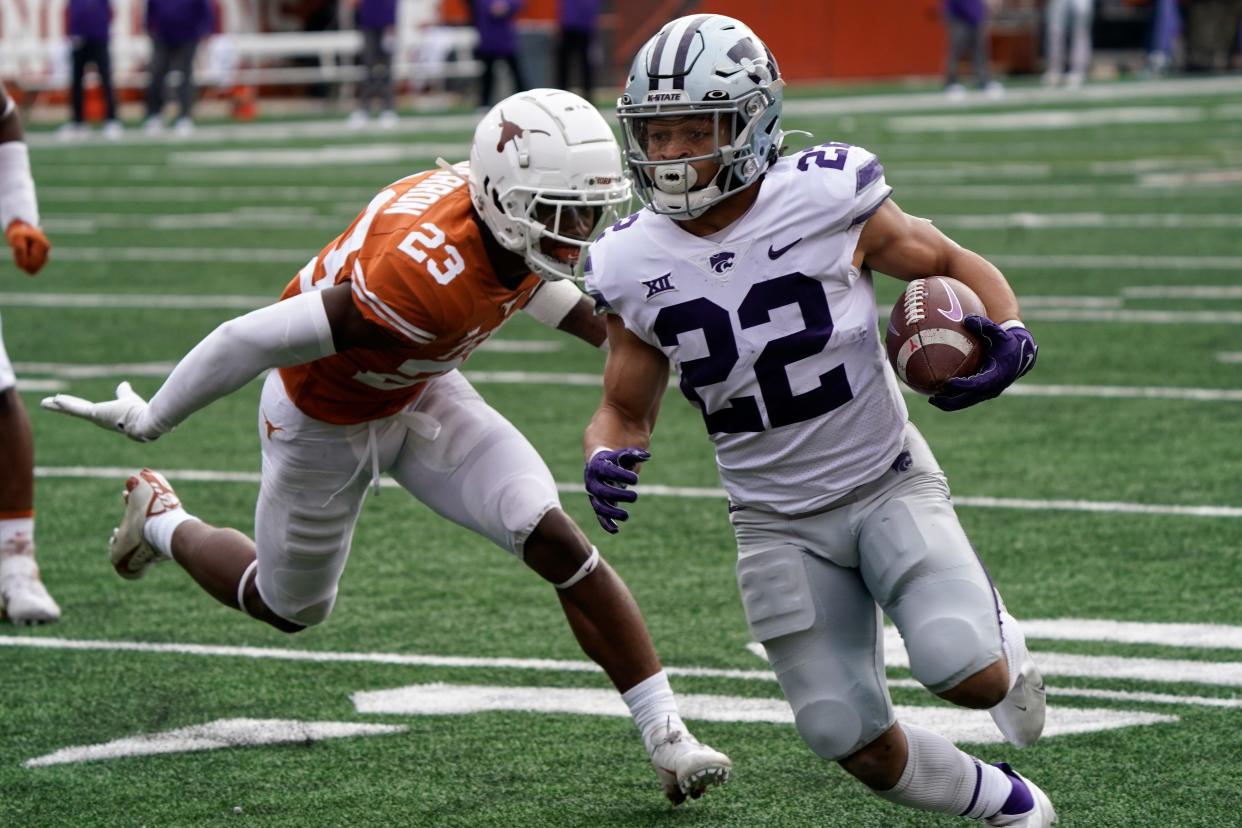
[384, 169, 468, 218]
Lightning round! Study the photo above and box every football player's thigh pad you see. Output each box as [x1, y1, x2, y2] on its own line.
[737, 544, 894, 761]
[859, 474, 1001, 694]
[391, 371, 559, 555]
[0, 313, 15, 392]
[252, 374, 388, 626]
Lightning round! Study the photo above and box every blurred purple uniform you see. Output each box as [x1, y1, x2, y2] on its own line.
[68, 0, 111, 40]
[358, 0, 397, 30]
[67, 0, 118, 124]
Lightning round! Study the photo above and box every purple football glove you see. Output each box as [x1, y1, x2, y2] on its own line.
[930, 316, 1038, 412]
[584, 447, 651, 534]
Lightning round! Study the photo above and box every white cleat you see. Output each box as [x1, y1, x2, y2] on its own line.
[990, 655, 1047, 747]
[0, 553, 61, 624]
[985, 765, 1058, 827]
[649, 727, 732, 805]
[109, 469, 179, 580]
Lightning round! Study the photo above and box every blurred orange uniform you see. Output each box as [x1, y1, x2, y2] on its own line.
[279, 166, 540, 424]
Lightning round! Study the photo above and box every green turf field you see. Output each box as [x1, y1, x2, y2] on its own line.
[3, 79, 1241, 826]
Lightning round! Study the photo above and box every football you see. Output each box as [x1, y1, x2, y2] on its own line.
[885, 276, 987, 395]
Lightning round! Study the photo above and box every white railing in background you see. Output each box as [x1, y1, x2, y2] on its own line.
[0, 0, 480, 91]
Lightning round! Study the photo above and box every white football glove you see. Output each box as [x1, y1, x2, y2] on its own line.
[41, 381, 161, 443]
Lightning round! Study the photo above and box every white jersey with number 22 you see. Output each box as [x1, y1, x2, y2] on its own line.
[585, 143, 908, 514]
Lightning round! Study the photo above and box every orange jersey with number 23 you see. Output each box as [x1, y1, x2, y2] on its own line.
[278, 167, 541, 424]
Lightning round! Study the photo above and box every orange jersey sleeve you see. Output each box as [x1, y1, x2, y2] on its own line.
[278, 168, 542, 424]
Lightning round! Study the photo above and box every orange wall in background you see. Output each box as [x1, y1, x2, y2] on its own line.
[438, 1, 951, 81]
[709, 0, 948, 80]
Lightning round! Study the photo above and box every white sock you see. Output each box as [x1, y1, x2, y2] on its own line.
[0, 516, 35, 557]
[621, 670, 688, 754]
[873, 722, 1015, 819]
[143, 508, 196, 557]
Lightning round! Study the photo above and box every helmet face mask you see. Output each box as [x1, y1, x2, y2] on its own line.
[468, 89, 631, 280]
[618, 16, 784, 220]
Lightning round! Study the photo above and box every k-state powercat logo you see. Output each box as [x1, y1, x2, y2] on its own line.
[709, 252, 735, 274]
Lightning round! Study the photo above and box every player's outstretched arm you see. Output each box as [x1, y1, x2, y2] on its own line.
[42, 287, 345, 440]
[582, 317, 669, 533]
[0, 83, 51, 276]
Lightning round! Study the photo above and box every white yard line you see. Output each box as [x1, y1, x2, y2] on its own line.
[888, 107, 1204, 133]
[1022, 308, 1242, 325]
[349, 683, 1175, 744]
[170, 143, 469, 167]
[935, 213, 1242, 230]
[1218, 352, 1242, 364]
[32, 466, 1242, 518]
[23, 720, 407, 768]
[897, 182, 1242, 198]
[38, 186, 374, 203]
[4, 634, 1241, 689]
[994, 254, 1242, 270]
[1, 292, 271, 309]
[17, 360, 1242, 400]
[1124, 286, 1242, 299]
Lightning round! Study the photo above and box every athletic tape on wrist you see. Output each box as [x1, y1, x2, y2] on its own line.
[999, 319, 1026, 331]
[555, 546, 600, 590]
[524, 278, 583, 327]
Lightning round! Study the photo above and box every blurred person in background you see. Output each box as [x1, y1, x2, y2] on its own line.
[348, 0, 399, 129]
[144, 0, 215, 137]
[1146, 0, 1182, 75]
[556, 0, 600, 102]
[943, 0, 1004, 99]
[1183, 0, 1242, 72]
[470, 0, 527, 109]
[61, 0, 122, 141]
[1043, 0, 1095, 88]
[0, 84, 59, 625]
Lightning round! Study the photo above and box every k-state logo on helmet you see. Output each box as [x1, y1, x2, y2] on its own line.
[709, 251, 736, 273]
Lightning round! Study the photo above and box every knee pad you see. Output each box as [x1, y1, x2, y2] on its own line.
[794, 698, 867, 761]
[901, 579, 1001, 693]
[488, 473, 558, 553]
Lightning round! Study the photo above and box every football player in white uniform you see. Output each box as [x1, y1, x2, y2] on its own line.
[583, 15, 1053, 827]
[0, 82, 60, 624]
[43, 89, 729, 805]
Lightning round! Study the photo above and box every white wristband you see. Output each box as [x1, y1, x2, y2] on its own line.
[523, 278, 583, 328]
[0, 142, 39, 228]
[999, 319, 1026, 331]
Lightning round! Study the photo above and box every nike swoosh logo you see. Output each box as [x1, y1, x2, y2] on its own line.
[937, 283, 965, 322]
[1013, 704, 1027, 712]
[767, 237, 803, 259]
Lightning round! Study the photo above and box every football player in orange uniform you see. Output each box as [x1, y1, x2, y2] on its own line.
[0, 82, 60, 624]
[43, 89, 731, 804]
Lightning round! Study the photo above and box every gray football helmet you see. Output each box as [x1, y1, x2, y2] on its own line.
[618, 15, 785, 219]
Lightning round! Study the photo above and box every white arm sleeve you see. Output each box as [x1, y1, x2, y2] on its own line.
[139, 291, 335, 436]
[0, 141, 39, 228]
[522, 278, 583, 328]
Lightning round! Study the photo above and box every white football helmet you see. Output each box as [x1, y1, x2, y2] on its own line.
[618, 15, 785, 220]
[468, 88, 631, 280]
